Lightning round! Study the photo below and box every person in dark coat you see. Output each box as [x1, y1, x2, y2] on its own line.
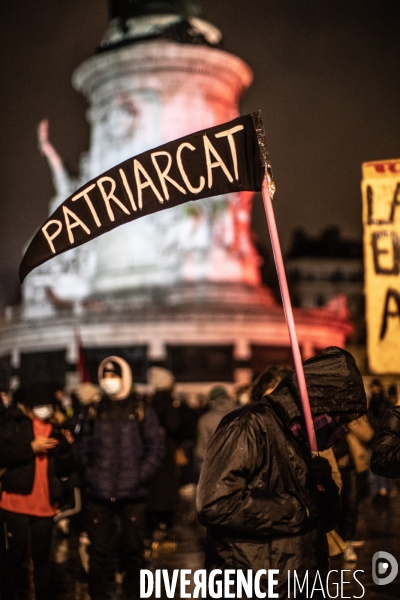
[146, 367, 181, 537]
[367, 378, 392, 432]
[175, 394, 205, 487]
[370, 388, 400, 478]
[0, 381, 75, 600]
[196, 347, 367, 599]
[75, 356, 163, 600]
[367, 378, 393, 497]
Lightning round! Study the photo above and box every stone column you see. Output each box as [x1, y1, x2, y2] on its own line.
[72, 41, 260, 295]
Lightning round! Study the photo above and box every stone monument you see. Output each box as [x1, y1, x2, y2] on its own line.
[0, 0, 353, 393]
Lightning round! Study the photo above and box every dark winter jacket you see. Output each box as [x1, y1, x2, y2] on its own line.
[75, 356, 163, 501]
[76, 393, 163, 501]
[370, 406, 400, 478]
[196, 347, 367, 599]
[0, 408, 75, 505]
[147, 389, 181, 512]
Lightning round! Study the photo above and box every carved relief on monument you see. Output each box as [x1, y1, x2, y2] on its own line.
[86, 89, 161, 176]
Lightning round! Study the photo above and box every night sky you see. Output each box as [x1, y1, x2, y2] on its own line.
[1, 0, 400, 303]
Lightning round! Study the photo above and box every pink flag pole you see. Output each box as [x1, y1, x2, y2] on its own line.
[261, 176, 318, 455]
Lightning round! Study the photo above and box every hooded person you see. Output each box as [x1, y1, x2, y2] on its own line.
[196, 347, 367, 599]
[0, 380, 75, 600]
[75, 357, 163, 600]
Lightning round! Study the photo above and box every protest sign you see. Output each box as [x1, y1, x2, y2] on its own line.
[20, 109, 319, 453]
[20, 113, 265, 282]
[362, 158, 400, 373]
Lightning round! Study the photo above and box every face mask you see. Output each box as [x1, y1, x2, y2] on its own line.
[32, 405, 54, 421]
[100, 378, 122, 397]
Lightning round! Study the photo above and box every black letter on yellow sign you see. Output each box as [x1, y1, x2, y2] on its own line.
[371, 231, 400, 275]
[380, 288, 400, 340]
[368, 183, 400, 225]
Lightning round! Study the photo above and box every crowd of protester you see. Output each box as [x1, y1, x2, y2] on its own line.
[0, 353, 399, 599]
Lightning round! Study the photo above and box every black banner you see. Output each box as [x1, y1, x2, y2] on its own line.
[20, 112, 265, 282]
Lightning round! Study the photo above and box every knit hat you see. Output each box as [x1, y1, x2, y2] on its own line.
[98, 356, 132, 400]
[102, 360, 122, 378]
[208, 386, 229, 403]
[147, 367, 175, 390]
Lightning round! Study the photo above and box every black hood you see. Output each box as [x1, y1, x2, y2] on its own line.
[266, 346, 367, 427]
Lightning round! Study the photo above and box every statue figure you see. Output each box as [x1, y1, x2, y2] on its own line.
[37, 119, 74, 200]
[21, 120, 95, 315]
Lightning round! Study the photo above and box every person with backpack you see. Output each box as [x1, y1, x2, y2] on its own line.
[75, 356, 163, 600]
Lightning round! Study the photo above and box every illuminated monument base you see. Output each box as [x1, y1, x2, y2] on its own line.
[1, 281, 352, 395]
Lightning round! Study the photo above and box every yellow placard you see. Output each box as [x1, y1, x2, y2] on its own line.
[362, 158, 400, 373]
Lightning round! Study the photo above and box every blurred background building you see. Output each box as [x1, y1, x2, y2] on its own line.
[286, 225, 369, 376]
[286, 227, 364, 339]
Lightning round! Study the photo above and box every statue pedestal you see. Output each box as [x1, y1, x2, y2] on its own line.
[1, 281, 353, 394]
